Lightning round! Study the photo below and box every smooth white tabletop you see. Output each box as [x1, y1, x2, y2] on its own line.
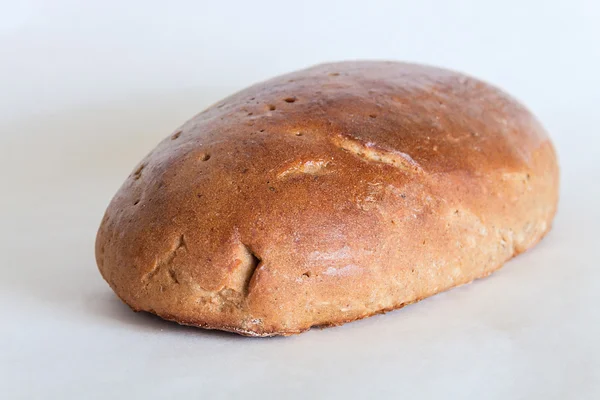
[1, 1, 599, 398]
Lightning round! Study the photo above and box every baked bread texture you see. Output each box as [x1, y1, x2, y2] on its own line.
[96, 61, 559, 336]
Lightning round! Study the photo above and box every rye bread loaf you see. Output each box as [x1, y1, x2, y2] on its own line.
[96, 61, 559, 336]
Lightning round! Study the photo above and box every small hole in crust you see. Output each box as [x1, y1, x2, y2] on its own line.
[199, 153, 211, 161]
[302, 271, 312, 278]
[266, 104, 276, 111]
[329, 72, 340, 76]
[284, 97, 296, 103]
[369, 114, 377, 118]
[133, 199, 140, 205]
[259, 129, 265, 132]
[171, 130, 182, 140]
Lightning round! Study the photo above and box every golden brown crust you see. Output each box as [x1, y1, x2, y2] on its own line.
[95, 61, 559, 336]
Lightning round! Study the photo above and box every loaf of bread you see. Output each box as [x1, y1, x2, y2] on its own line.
[96, 61, 559, 336]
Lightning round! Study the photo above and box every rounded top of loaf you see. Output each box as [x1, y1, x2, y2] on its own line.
[96, 61, 557, 335]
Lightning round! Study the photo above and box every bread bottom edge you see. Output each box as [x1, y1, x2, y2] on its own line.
[106, 222, 554, 337]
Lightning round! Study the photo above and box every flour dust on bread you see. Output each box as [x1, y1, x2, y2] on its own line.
[95, 61, 559, 336]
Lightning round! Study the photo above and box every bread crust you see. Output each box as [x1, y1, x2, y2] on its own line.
[96, 61, 559, 336]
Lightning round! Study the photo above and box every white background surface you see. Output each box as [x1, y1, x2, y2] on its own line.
[1, 1, 599, 398]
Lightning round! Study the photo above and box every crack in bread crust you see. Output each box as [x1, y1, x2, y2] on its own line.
[332, 134, 424, 174]
[143, 235, 187, 284]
